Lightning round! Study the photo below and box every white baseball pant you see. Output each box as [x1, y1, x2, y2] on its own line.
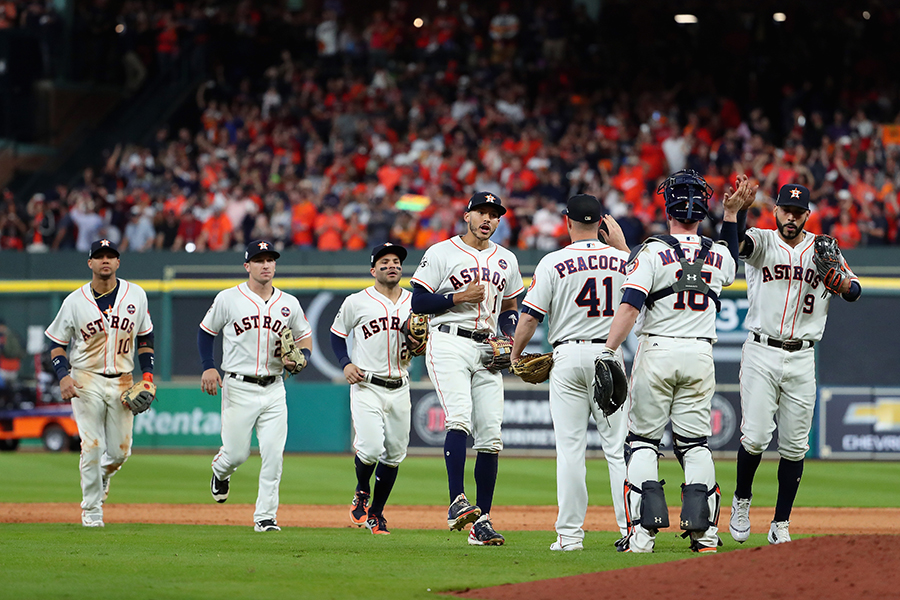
[351, 380, 411, 467]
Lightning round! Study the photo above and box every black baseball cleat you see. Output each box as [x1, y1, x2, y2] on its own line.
[447, 493, 481, 530]
[350, 491, 370, 526]
[254, 519, 281, 532]
[467, 514, 504, 546]
[613, 536, 628, 551]
[211, 474, 230, 503]
[365, 513, 390, 535]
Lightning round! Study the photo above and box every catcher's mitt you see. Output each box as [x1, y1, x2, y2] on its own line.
[511, 352, 553, 384]
[400, 313, 429, 356]
[121, 380, 156, 415]
[280, 327, 307, 375]
[482, 336, 513, 372]
[593, 351, 628, 418]
[812, 234, 847, 298]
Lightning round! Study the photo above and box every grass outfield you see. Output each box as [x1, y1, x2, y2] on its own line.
[2, 453, 897, 600]
[1, 452, 898, 506]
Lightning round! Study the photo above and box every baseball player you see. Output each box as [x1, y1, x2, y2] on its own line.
[198, 240, 312, 532]
[45, 239, 155, 527]
[602, 170, 750, 553]
[330, 243, 413, 535]
[510, 194, 631, 552]
[729, 184, 861, 545]
[410, 191, 524, 546]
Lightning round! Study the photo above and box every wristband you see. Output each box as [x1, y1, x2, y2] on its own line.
[52, 354, 71, 381]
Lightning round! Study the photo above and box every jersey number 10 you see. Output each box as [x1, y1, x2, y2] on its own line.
[574, 277, 616, 317]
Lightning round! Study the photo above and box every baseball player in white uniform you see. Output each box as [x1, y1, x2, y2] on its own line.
[411, 191, 524, 546]
[198, 240, 312, 532]
[603, 170, 750, 553]
[45, 239, 155, 527]
[729, 184, 861, 545]
[331, 243, 413, 535]
[510, 194, 631, 552]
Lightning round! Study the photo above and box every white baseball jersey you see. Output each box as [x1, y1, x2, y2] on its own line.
[742, 228, 857, 341]
[200, 283, 311, 376]
[522, 240, 629, 345]
[45, 280, 153, 374]
[624, 235, 736, 340]
[411, 236, 524, 332]
[330, 287, 413, 379]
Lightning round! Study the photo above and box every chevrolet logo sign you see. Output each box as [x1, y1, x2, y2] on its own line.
[844, 398, 900, 432]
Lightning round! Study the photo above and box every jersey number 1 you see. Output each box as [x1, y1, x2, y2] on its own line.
[575, 277, 615, 317]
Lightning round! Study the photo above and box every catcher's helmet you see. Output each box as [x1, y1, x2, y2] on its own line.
[657, 169, 713, 222]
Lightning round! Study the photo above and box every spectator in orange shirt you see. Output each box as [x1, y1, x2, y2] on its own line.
[289, 188, 318, 248]
[389, 211, 417, 247]
[830, 210, 861, 249]
[315, 195, 346, 251]
[344, 212, 367, 251]
[197, 206, 232, 251]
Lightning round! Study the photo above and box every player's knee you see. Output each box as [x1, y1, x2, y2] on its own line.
[779, 447, 807, 462]
[742, 438, 768, 455]
[356, 448, 379, 466]
[672, 433, 710, 468]
[624, 432, 661, 466]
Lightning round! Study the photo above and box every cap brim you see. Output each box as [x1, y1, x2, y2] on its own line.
[372, 246, 408, 266]
[467, 202, 507, 216]
[90, 249, 120, 258]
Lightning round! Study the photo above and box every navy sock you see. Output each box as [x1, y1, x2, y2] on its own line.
[735, 445, 762, 499]
[774, 458, 804, 522]
[474, 451, 498, 515]
[355, 455, 376, 494]
[444, 429, 468, 502]
[369, 463, 398, 516]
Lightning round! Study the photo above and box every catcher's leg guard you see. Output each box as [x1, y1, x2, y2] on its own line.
[623, 433, 667, 552]
[674, 433, 721, 544]
[680, 483, 711, 532]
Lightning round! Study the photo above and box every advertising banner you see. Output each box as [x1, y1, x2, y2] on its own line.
[819, 387, 900, 458]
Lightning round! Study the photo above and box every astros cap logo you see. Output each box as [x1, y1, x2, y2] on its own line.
[258, 242, 268, 250]
[100, 239, 110, 246]
[790, 188, 801, 199]
[485, 194, 496, 203]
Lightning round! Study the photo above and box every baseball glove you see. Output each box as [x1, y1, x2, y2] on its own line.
[121, 380, 156, 415]
[280, 327, 307, 375]
[510, 352, 553, 384]
[593, 351, 628, 418]
[400, 313, 429, 356]
[812, 234, 848, 297]
[482, 336, 514, 372]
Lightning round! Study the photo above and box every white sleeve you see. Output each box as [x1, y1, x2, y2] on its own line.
[199, 291, 228, 335]
[330, 296, 355, 338]
[410, 247, 444, 292]
[622, 246, 656, 296]
[521, 259, 552, 316]
[503, 252, 525, 299]
[291, 301, 313, 341]
[45, 297, 74, 346]
[135, 288, 153, 335]
[742, 228, 766, 268]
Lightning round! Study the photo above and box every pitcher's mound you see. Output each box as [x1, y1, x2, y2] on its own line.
[451, 535, 898, 600]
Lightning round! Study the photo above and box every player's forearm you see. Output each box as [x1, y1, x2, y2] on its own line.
[330, 332, 352, 368]
[50, 345, 71, 381]
[298, 337, 312, 364]
[197, 328, 217, 371]
[511, 313, 539, 359]
[411, 283, 455, 314]
[605, 303, 640, 352]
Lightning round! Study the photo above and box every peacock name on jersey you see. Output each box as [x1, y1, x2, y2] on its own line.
[448, 267, 508, 291]
[362, 315, 402, 339]
[233, 315, 290, 336]
[80, 315, 137, 340]
[761, 265, 822, 289]
[553, 255, 626, 279]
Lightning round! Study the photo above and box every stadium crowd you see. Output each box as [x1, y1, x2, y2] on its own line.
[2, 0, 900, 253]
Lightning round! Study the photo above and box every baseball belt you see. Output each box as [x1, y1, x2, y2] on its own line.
[436, 324, 489, 343]
[752, 332, 814, 352]
[96, 372, 126, 379]
[228, 372, 279, 386]
[647, 333, 714, 344]
[367, 375, 408, 389]
[552, 338, 607, 349]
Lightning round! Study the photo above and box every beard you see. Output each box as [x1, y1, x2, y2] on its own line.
[776, 217, 803, 240]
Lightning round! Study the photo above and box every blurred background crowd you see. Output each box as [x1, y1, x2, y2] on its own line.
[1, 0, 899, 254]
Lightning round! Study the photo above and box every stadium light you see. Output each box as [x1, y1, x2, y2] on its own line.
[863, 11, 871, 20]
[773, 12, 787, 22]
[674, 14, 698, 24]
[413, 17, 424, 28]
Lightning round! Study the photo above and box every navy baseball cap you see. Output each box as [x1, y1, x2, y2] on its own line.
[466, 191, 507, 216]
[244, 240, 281, 261]
[563, 194, 602, 223]
[370, 242, 408, 267]
[89, 239, 120, 258]
[776, 184, 810, 211]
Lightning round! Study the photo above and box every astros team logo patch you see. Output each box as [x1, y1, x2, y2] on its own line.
[281, 307, 291, 317]
[528, 276, 536, 292]
[626, 258, 639, 275]
[127, 304, 136, 314]
[498, 259, 508, 269]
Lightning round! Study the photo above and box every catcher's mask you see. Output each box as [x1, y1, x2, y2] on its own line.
[657, 169, 712, 222]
